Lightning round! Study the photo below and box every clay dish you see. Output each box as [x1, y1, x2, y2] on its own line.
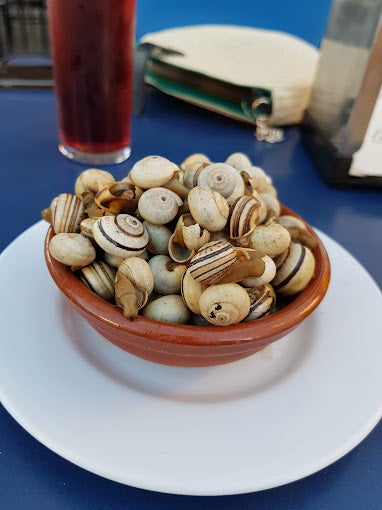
[44, 205, 330, 367]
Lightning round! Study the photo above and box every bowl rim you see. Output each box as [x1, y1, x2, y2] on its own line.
[44, 204, 331, 346]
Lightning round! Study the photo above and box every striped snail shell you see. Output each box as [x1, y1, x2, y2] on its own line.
[243, 284, 276, 321]
[92, 214, 149, 258]
[188, 240, 237, 285]
[199, 283, 251, 326]
[79, 260, 116, 302]
[47, 193, 86, 234]
[229, 195, 260, 240]
[272, 242, 315, 296]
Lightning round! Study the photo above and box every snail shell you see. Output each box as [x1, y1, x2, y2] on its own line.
[95, 181, 142, 214]
[103, 250, 148, 268]
[225, 152, 252, 171]
[261, 193, 281, 220]
[183, 161, 210, 189]
[79, 260, 116, 302]
[241, 166, 268, 193]
[187, 186, 229, 232]
[48, 233, 96, 267]
[92, 214, 149, 258]
[115, 257, 154, 317]
[161, 173, 190, 199]
[143, 221, 172, 255]
[181, 269, 207, 315]
[129, 155, 177, 189]
[118, 257, 154, 296]
[248, 221, 291, 258]
[243, 284, 276, 321]
[75, 168, 115, 198]
[79, 218, 96, 238]
[277, 215, 317, 250]
[168, 214, 210, 263]
[49, 193, 86, 234]
[229, 195, 260, 240]
[137, 187, 183, 225]
[180, 153, 210, 171]
[142, 294, 190, 324]
[272, 242, 315, 296]
[148, 254, 187, 295]
[195, 163, 245, 204]
[199, 283, 251, 326]
[240, 254, 276, 287]
[188, 240, 237, 285]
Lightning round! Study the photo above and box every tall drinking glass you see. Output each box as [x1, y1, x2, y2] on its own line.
[47, 0, 136, 165]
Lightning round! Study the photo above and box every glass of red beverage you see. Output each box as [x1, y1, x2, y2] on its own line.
[47, 0, 136, 165]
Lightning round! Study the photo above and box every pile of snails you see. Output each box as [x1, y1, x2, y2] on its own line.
[42, 152, 317, 326]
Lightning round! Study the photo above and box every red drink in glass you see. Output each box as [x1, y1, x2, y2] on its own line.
[47, 0, 136, 165]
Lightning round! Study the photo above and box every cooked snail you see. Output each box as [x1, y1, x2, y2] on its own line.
[43, 151, 319, 326]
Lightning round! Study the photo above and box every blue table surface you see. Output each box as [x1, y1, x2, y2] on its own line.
[1, 1, 382, 509]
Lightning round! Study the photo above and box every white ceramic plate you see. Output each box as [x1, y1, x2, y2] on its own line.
[1, 221, 381, 496]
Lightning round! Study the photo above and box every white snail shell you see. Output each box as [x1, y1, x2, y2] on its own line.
[138, 187, 183, 225]
[195, 163, 245, 204]
[261, 193, 281, 220]
[181, 269, 207, 315]
[187, 186, 229, 232]
[143, 221, 172, 255]
[241, 166, 268, 193]
[180, 153, 211, 171]
[149, 254, 187, 295]
[49, 233, 96, 267]
[199, 283, 251, 326]
[225, 152, 252, 171]
[272, 242, 315, 296]
[75, 168, 115, 198]
[92, 214, 149, 258]
[248, 221, 291, 258]
[115, 257, 154, 317]
[168, 213, 210, 263]
[129, 155, 177, 189]
[142, 294, 190, 324]
[118, 257, 154, 296]
[240, 254, 276, 287]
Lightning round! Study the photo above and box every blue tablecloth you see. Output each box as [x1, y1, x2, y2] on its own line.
[1, 1, 381, 509]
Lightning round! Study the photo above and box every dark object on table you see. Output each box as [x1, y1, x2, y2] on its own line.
[0, 0, 53, 88]
[301, 0, 382, 189]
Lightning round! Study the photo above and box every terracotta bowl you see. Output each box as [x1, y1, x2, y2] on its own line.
[44, 205, 330, 367]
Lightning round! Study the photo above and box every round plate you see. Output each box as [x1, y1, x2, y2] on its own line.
[1, 221, 381, 496]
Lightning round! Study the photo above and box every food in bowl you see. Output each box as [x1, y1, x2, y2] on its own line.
[43, 152, 330, 366]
